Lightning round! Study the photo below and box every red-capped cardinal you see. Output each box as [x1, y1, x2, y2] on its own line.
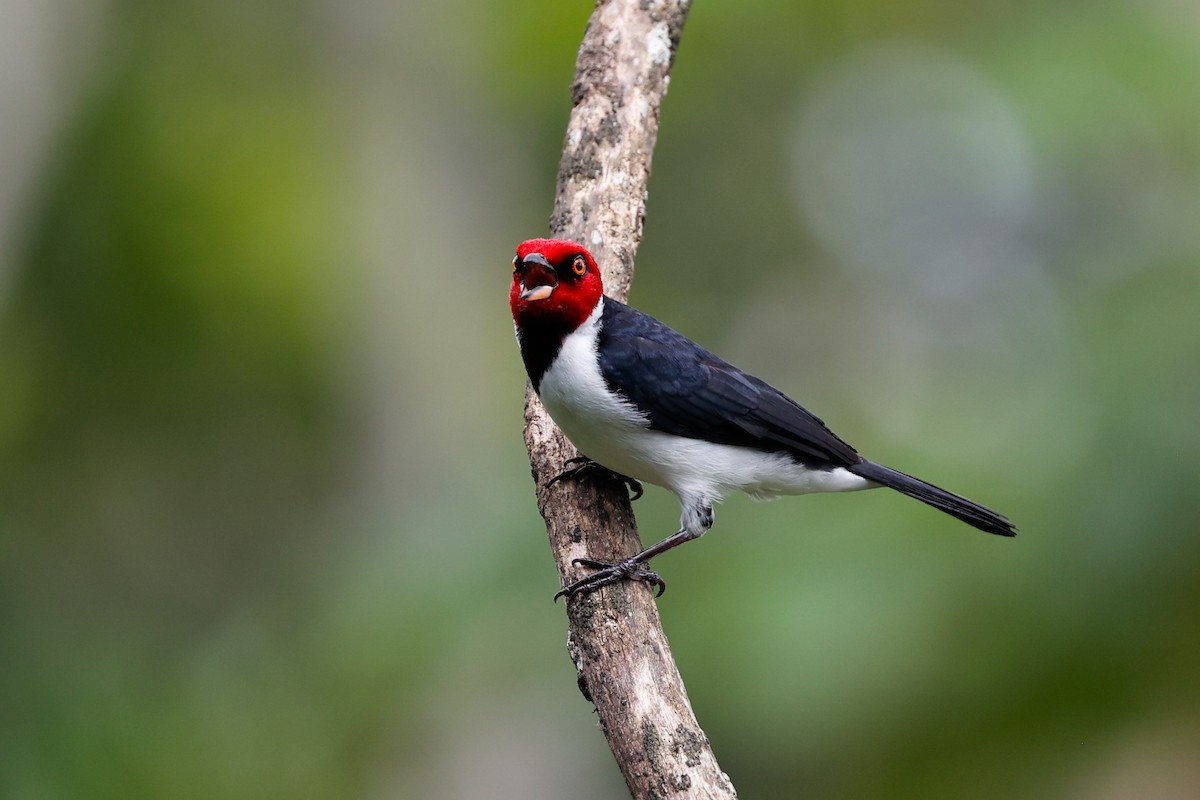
[511, 239, 1015, 599]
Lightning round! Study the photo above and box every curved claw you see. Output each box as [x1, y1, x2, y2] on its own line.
[545, 456, 592, 490]
[546, 457, 644, 502]
[553, 557, 666, 601]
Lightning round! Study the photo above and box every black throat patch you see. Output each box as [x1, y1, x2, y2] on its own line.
[517, 314, 576, 392]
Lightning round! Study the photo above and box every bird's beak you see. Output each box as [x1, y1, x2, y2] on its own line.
[517, 253, 557, 302]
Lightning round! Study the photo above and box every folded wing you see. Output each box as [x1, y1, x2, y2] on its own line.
[596, 297, 862, 469]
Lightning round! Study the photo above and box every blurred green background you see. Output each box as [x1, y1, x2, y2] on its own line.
[3, 0, 1199, 797]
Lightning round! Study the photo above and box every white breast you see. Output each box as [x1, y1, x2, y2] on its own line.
[538, 302, 652, 472]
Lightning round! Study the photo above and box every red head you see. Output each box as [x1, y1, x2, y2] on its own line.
[510, 239, 604, 331]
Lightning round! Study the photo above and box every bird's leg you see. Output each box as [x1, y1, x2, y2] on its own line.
[554, 503, 714, 601]
[546, 455, 644, 501]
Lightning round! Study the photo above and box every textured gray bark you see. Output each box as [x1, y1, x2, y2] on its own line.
[521, 1, 739, 798]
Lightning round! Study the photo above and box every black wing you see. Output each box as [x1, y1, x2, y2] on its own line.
[597, 297, 862, 468]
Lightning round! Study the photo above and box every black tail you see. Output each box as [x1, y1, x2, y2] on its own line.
[848, 461, 1016, 537]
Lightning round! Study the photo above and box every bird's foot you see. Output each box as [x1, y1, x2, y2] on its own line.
[546, 456, 644, 501]
[554, 557, 666, 601]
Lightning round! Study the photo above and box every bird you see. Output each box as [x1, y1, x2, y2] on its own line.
[510, 238, 1016, 600]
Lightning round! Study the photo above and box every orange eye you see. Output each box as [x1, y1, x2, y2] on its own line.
[512, 256, 518, 272]
[571, 255, 587, 275]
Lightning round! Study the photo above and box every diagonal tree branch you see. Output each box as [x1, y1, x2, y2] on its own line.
[521, 1, 738, 797]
